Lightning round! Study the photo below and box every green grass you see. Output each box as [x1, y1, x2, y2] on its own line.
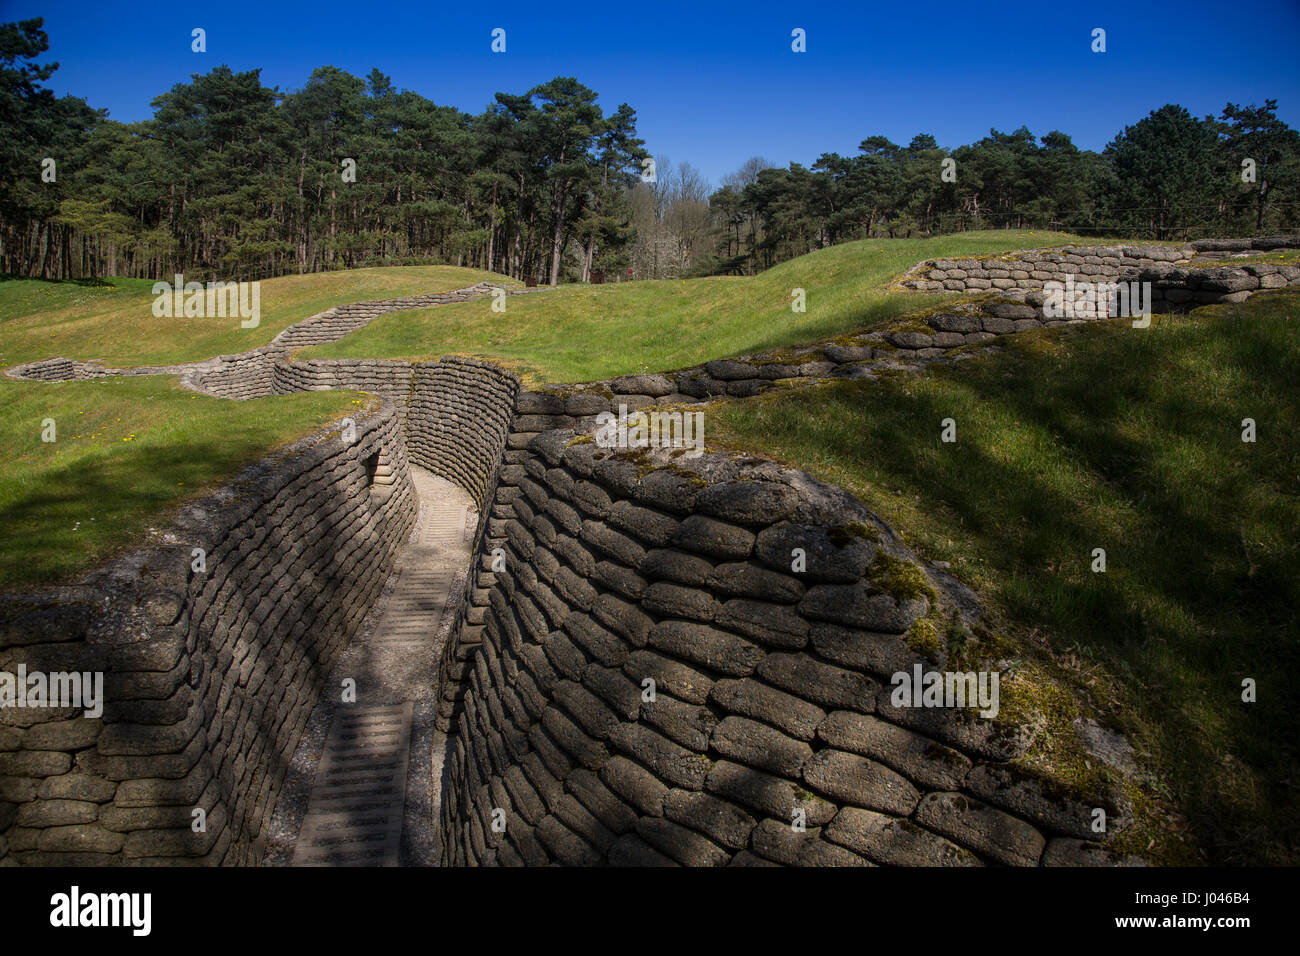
[708, 292, 1300, 865]
[1189, 251, 1300, 267]
[0, 265, 516, 369]
[0, 376, 367, 590]
[301, 231, 1110, 383]
[0, 264, 517, 589]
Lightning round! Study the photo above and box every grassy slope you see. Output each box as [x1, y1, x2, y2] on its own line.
[0, 376, 367, 591]
[301, 231, 1107, 383]
[0, 264, 515, 590]
[0, 265, 517, 369]
[708, 292, 1300, 864]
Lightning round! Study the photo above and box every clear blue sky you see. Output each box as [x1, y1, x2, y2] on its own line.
[14, 0, 1300, 187]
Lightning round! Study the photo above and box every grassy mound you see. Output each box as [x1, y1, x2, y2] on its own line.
[708, 291, 1300, 864]
[300, 231, 1104, 383]
[0, 265, 516, 369]
[0, 376, 365, 590]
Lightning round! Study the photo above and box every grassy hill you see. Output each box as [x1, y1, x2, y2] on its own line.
[0, 235, 1132, 590]
[709, 291, 1300, 865]
[0, 265, 517, 369]
[0, 264, 522, 590]
[300, 231, 1102, 383]
[0, 376, 365, 590]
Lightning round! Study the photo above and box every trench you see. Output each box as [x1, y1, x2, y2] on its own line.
[0, 282, 514, 867]
[264, 468, 476, 865]
[10, 243, 1287, 866]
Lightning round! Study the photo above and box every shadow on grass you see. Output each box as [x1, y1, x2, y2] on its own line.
[0, 274, 117, 287]
[1, 431, 294, 590]
[740, 293, 941, 358]
[714, 303, 1300, 864]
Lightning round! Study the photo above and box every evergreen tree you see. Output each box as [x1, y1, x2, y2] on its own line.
[1105, 105, 1222, 240]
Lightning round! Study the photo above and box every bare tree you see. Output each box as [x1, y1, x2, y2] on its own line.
[629, 156, 717, 278]
[722, 155, 775, 190]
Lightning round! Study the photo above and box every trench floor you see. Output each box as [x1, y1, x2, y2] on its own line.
[264, 467, 475, 866]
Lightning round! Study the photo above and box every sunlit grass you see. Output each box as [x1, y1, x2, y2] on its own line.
[0, 376, 364, 590]
[303, 231, 1108, 383]
[0, 265, 517, 368]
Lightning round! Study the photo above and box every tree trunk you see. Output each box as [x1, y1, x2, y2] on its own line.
[549, 137, 569, 285]
[550, 187, 567, 286]
[487, 180, 498, 272]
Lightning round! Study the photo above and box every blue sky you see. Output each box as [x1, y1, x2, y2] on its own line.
[14, 0, 1300, 187]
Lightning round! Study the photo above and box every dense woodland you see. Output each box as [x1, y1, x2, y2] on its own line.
[707, 105, 1300, 274]
[3, 17, 1298, 283]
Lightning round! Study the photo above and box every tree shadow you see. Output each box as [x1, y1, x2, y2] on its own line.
[0, 274, 117, 288]
[796, 314, 1300, 862]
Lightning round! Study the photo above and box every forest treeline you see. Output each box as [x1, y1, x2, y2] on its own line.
[705, 101, 1300, 275]
[1, 19, 649, 284]
[2, 17, 1298, 282]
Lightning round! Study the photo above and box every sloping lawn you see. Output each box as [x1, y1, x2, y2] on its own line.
[708, 292, 1300, 865]
[0, 265, 517, 369]
[0, 376, 366, 590]
[301, 231, 1110, 383]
